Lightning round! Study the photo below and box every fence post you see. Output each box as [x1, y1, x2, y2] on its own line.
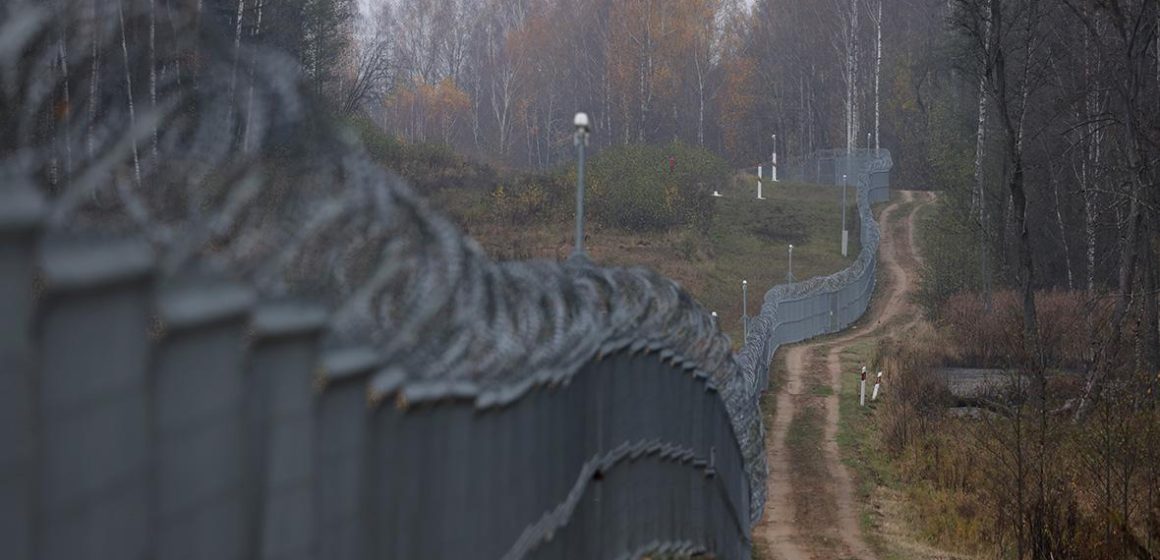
[314, 347, 379, 560]
[0, 185, 44, 560]
[246, 302, 328, 560]
[36, 237, 154, 560]
[152, 279, 255, 560]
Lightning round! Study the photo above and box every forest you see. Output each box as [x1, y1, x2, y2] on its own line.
[222, 0, 1158, 343]
[204, 0, 909, 170]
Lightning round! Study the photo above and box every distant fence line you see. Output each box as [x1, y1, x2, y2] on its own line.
[734, 149, 893, 401]
[2, 148, 888, 560]
[780, 148, 892, 190]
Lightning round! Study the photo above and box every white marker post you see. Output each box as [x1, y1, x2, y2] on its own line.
[757, 165, 764, 200]
[771, 134, 778, 182]
[872, 371, 882, 401]
[841, 173, 849, 257]
[859, 366, 867, 407]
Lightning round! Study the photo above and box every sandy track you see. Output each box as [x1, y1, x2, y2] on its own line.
[754, 191, 935, 560]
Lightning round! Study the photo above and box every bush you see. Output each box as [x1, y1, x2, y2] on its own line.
[914, 207, 981, 315]
[873, 325, 956, 456]
[350, 119, 727, 235]
[488, 172, 571, 226]
[351, 116, 498, 193]
[940, 290, 1108, 369]
[585, 141, 726, 233]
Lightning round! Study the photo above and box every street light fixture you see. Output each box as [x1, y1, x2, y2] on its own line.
[787, 244, 795, 283]
[573, 112, 591, 257]
[742, 280, 749, 339]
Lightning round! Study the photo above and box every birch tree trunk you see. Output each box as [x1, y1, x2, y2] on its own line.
[89, 0, 100, 159]
[119, 0, 142, 188]
[149, 0, 158, 160]
[56, 26, 73, 186]
[244, 0, 264, 153]
[839, 0, 859, 169]
[873, 0, 882, 152]
[1080, 20, 1101, 293]
[973, 40, 989, 308]
[1048, 154, 1074, 289]
[228, 0, 246, 116]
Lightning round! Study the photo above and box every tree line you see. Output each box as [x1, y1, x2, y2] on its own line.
[278, 0, 942, 173]
[890, 1, 1160, 557]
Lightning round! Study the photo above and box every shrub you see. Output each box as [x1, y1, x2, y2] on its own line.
[351, 116, 498, 193]
[873, 325, 956, 457]
[585, 141, 725, 233]
[939, 290, 1109, 369]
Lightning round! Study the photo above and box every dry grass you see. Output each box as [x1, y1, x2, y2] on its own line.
[446, 176, 859, 346]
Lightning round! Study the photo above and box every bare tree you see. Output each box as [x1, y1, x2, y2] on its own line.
[955, 0, 1054, 357]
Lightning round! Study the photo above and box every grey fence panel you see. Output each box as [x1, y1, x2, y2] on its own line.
[35, 237, 154, 560]
[0, 186, 43, 560]
[153, 281, 254, 560]
[313, 348, 377, 560]
[247, 303, 327, 560]
[503, 352, 751, 559]
[870, 169, 891, 204]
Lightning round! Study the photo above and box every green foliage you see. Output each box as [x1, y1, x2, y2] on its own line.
[352, 120, 729, 235]
[586, 142, 726, 233]
[487, 172, 571, 226]
[351, 117, 499, 193]
[923, 96, 975, 195]
[914, 194, 986, 318]
[350, 117, 403, 160]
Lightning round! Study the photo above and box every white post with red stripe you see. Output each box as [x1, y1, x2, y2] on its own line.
[859, 365, 867, 407]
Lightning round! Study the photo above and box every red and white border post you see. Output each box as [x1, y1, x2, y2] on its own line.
[859, 365, 867, 407]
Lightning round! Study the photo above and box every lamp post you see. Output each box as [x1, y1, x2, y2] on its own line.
[841, 173, 849, 257]
[742, 280, 749, 339]
[787, 244, 795, 283]
[573, 112, 591, 256]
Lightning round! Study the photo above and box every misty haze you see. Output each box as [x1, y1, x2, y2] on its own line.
[2, 0, 1158, 559]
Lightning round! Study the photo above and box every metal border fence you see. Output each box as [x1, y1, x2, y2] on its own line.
[2, 195, 752, 560]
[734, 149, 893, 397]
[1, 149, 887, 560]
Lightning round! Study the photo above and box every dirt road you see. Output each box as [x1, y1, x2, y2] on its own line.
[754, 190, 935, 560]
